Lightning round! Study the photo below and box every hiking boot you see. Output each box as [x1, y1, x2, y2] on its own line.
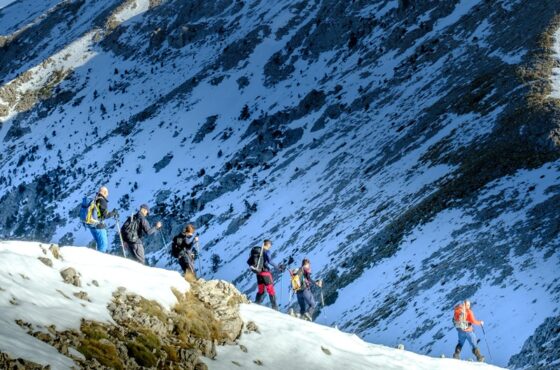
[473, 348, 485, 362]
[269, 295, 278, 310]
[255, 292, 265, 304]
[304, 312, 313, 321]
[453, 345, 461, 359]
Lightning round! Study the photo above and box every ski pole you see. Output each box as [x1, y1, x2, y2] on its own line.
[114, 218, 127, 258]
[481, 325, 493, 362]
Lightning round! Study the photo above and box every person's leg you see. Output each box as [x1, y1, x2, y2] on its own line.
[187, 253, 196, 277]
[97, 228, 108, 253]
[454, 329, 466, 359]
[255, 274, 265, 303]
[296, 291, 306, 316]
[466, 332, 484, 362]
[262, 272, 277, 310]
[178, 258, 188, 273]
[89, 227, 100, 250]
[130, 242, 145, 264]
[303, 289, 317, 318]
[465, 331, 477, 349]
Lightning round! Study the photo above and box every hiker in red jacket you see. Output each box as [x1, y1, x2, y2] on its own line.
[452, 300, 485, 362]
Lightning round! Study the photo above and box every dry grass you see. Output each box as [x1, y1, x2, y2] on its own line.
[172, 290, 225, 343]
[78, 338, 123, 370]
[518, 15, 560, 108]
[137, 297, 167, 322]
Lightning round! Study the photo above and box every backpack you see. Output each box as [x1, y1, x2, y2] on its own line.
[121, 214, 140, 243]
[247, 246, 263, 272]
[452, 304, 469, 330]
[290, 268, 304, 291]
[171, 239, 180, 258]
[79, 197, 99, 225]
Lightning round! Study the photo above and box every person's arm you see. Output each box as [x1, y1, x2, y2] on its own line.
[265, 251, 280, 270]
[466, 309, 483, 326]
[141, 217, 158, 235]
[96, 197, 110, 219]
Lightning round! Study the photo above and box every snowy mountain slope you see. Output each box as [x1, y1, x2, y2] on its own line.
[0, 241, 505, 370]
[0, 0, 559, 367]
[208, 304, 505, 370]
[0, 240, 189, 368]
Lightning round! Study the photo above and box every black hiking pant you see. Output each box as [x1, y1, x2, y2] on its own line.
[178, 253, 195, 276]
[125, 241, 145, 264]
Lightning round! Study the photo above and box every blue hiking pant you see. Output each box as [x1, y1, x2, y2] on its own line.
[457, 329, 478, 350]
[89, 227, 108, 253]
[297, 289, 316, 316]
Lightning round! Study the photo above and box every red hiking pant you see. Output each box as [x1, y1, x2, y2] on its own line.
[257, 271, 275, 295]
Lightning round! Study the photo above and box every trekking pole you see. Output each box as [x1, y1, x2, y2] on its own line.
[481, 325, 493, 362]
[280, 270, 284, 309]
[114, 218, 127, 258]
[320, 284, 328, 322]
[195, 240, 202, 278]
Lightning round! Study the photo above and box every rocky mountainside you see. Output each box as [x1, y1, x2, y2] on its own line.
[1, 0, 559, 367]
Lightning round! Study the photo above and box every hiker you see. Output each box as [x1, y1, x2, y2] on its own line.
[171, 224, 199, 277]
[293, 258, 322, 321]
[247, 239, 284, 310]
[83, 186, 118, 253]
[121, 204, 162, 264]
[452, 299, 485, 362]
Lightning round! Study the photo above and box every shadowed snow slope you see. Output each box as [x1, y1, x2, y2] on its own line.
[1, 1, 560, 368]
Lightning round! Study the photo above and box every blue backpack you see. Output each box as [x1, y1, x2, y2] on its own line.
[79, 197, 99, 225]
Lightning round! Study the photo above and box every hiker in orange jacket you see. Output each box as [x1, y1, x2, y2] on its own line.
[452, 300, 485, 362]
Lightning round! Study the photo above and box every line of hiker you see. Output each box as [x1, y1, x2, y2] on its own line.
[246, 239, 325, 322]
[81, 186, 201, 272]
[81, 186, 490, 363]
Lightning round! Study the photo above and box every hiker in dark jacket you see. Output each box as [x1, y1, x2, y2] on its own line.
[121, 204, 162, 264]
[88, 186, 118, 253]
[171, 224, 199, 277]
[248, 239, 284, 310]
[296, 258, 322, 321]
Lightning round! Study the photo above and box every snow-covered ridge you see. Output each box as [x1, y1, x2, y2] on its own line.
[0, 241, 189, 368]
[209, 304, 505, 370]
[0, 241, 504, 370]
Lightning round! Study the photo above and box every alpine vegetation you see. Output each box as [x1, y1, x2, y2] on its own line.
[0, 0, 559, 368]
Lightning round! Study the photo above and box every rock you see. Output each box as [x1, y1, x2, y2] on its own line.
[60, 267, 81, 287]
[246, 321, 259, 333]
[73, 291, 90, 301]
[0, 352, 47, 369]
[38, 257, 53, 267]
[91, 280, 99, 287]
[193, 280, 249, 343]
[239, 344, 248, 353]
[321, 346, 331, 355]
[253, 359, 264, 366]
[194, 361, 208, 370]
[49, 244, 61, 260]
